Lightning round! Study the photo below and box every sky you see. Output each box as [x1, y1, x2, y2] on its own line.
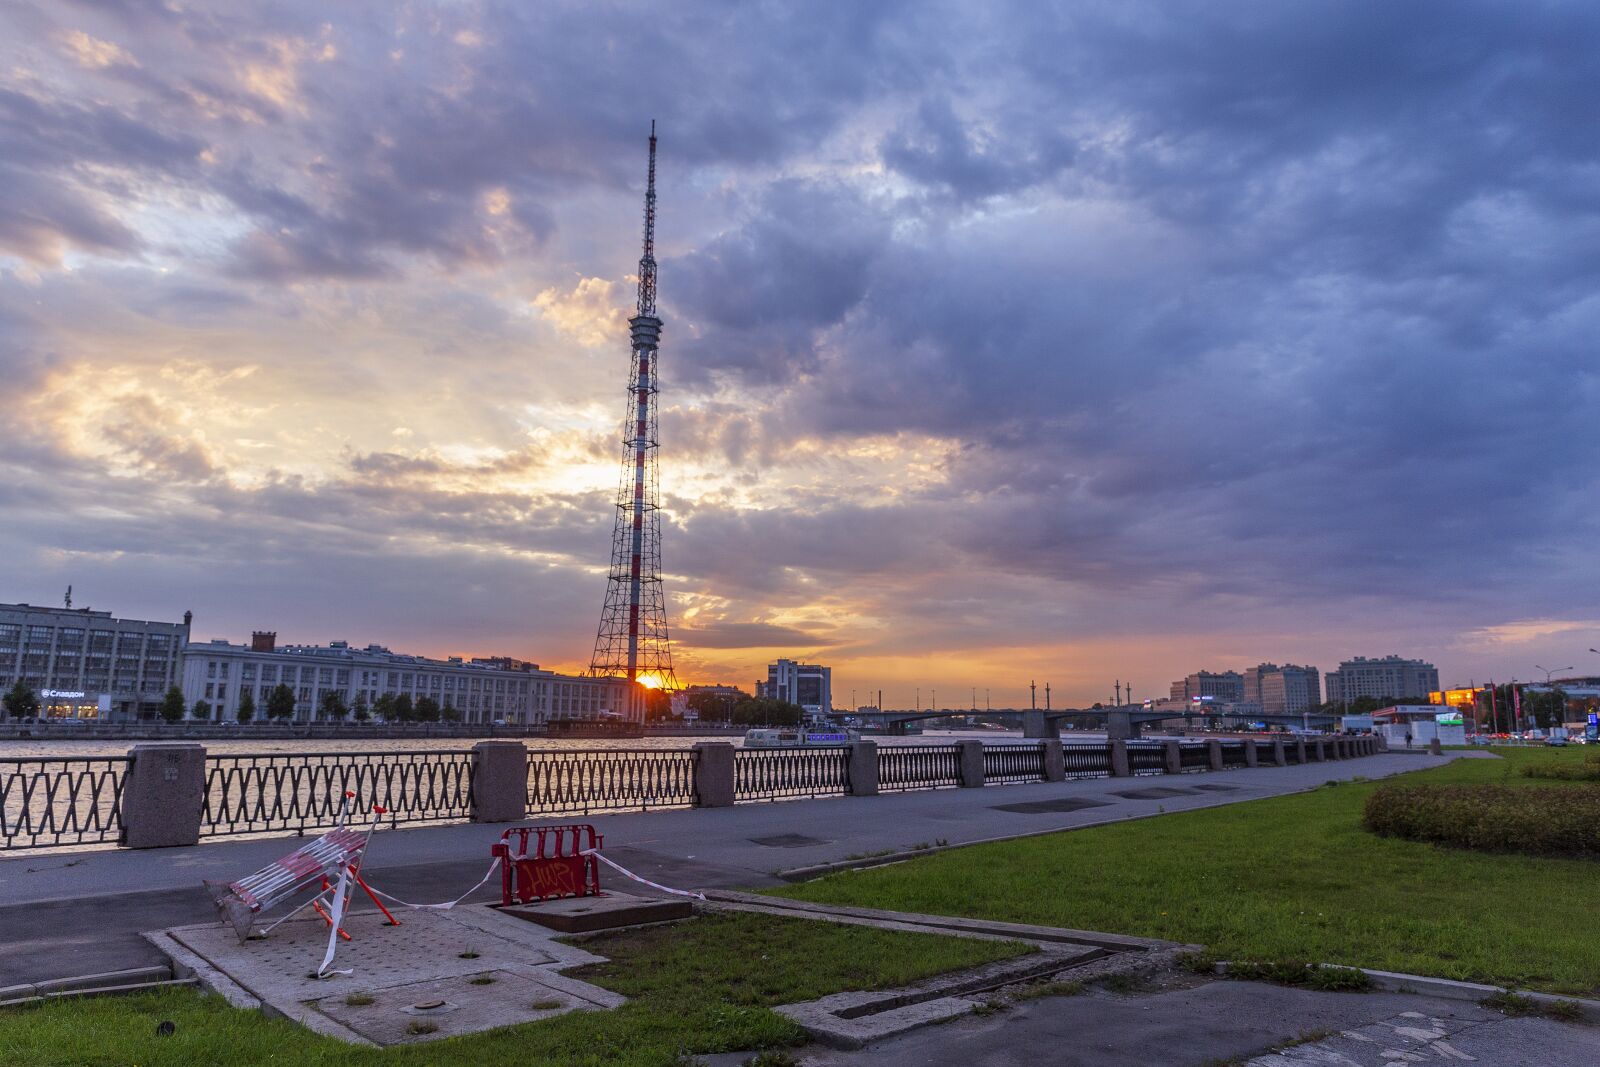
[1, 1, 1597, 708]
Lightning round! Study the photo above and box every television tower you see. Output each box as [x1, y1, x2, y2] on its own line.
[589, 122, 679, 691]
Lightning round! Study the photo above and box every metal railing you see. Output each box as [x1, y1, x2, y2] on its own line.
[1062, 742, 1112, 778]
[527, 748, 698, 815]
[203, 751, 474, 837]
[982, 744, 1047, 784]
[735, 747, 851, 801]
[1284, 742, 1304, 764]
[0, 757, 128, 850]
[1178, 743, 1210, 773]
[1126, 742, 1167, 776]
[1219, 741, 1250, 768]
[878, 744, 962, 791]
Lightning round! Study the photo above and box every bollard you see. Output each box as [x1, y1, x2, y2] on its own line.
[848, 741, 879, 796]
[471, 740, 528, 823]
[1163, 740, 1183, 775]
[958, 740, 986, 788]
[1109, 739, 1131, 777]
[1206, 739, 1223, 771]
[1041, 739, 1065, 782]
[692, 742, 737, 807]
[1242, 739, 1259, 767]
[121, 743, 206, 848]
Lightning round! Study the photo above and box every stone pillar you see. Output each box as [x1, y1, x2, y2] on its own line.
[1109, 739, 1130, 777]
[1271, 739, 1287, 767]
[1312, 738, 1327, 761]
[1242, 739, 1259, 768]
[1163, 740, 1183, 775]
[692, 742, 737, 807]
[1041, 739, 1065, 782]
[1022, 710, 1059, 739]
[958, 740, 986, 788]
[1295, 739, 1307, 764]
[121, 743, 206, 849]
[847, 741, 879, 796]
[471, 740, 528, 823]
[1206, 739, 1223, 771]
[1106, 711, 1141, 740]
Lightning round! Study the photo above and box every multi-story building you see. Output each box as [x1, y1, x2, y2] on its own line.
[1243, 663, 1323, 717]
[180, 631, 641, 724]
[0, 601, 190, 719]
[757, 659, 832, 718]
[1169, 671, 1245, 703]
[1324, 656, 1439, 708]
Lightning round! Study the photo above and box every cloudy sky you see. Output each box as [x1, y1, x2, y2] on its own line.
[1, 1, 1596, 707]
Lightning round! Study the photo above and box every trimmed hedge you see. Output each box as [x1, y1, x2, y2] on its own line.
[1363, 784, 1600, 858]
[1520, 756, 1600, 782]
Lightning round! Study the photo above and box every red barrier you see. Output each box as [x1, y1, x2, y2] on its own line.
[492, 824, 602, 905]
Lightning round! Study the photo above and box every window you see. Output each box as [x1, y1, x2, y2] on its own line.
[207, 661, 217, 679]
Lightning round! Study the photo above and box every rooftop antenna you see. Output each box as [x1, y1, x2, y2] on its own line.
[64, 585, 72, 610]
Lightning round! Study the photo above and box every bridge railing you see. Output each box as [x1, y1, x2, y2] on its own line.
[1178, 742, 1210, 773]
[0, 756, 128, 851]
[735, 746, 851, 801]
[878, 744, 963, 791]
[982, 744, 1047, 784]
[1126, 742, 1167, 776]
[526, 748, 699, 816]
[1219, 740, 1250, 769]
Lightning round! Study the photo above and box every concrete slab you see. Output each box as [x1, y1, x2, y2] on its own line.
[497, 890, 693, 932]
[157, 905, 622, 1045]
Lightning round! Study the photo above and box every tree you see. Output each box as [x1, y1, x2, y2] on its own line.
[319, 691, 349, 720]
[236, 689, 255, 724]
[352, 692, 370, 723]
[729, 697, 803, 726]
[266, 683, 297, 721]
[372, 693, 396, 722]
[441, 701, 461, 723]
[160, 686, 186, 724]
[191, 699, 212, 720]
[2, 680, 40, 721]
[415, 696, 441, 723]
[686, 688, 745, 723]
[393, 693, 415, 722]
[643, 687, 675, 721]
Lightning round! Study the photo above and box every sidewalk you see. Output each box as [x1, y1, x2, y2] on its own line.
[0, 750, 1455, 987]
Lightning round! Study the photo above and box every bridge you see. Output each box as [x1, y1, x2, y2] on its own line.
[831, 707, 1338, 739]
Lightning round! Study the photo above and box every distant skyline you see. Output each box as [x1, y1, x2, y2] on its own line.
[1, 2, 1597, 704]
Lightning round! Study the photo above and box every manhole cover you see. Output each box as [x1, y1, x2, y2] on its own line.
[990, 798, 1113, 814]
[1191, 784, 1240, 792]
[749, 834, 828, 848]
[1110, 787, 1199, 800]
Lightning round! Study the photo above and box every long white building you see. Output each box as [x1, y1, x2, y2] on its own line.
[0, 601, 190, 719]
[180, 632, 640, 724]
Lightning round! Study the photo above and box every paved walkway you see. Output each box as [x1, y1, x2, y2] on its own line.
[0, 750, 1450, 987]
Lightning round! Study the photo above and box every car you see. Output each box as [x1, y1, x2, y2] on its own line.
[1545, 737, 1569, 746]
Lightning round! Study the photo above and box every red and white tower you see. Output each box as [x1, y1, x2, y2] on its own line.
[589, 123, 678, 693]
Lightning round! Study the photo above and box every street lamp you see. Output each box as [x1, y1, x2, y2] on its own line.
[1535, 665, 1572, 685]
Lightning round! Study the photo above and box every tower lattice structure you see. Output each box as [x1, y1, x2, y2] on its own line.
[589, 122, 679, 691]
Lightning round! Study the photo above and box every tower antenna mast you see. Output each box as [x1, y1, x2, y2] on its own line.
[590, 121, 678, 695]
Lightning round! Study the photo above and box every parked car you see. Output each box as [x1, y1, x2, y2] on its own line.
[1545, 737, 1569, 746]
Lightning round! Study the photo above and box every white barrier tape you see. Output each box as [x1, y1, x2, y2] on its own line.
[316, 866, 354, 978]
[363, 857, 501, 911]
[581, 848, 707, 902]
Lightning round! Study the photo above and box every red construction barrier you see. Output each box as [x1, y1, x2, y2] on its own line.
[493, 823, 602, 905]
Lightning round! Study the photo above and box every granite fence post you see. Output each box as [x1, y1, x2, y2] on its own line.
[471, 740, 528, 823]
[121, 743, 206, 849]
[958, 740, 986, 788]
[692, 742, 737, 807]
[1041, 740, 1065, 782]
[1109, 740, 1130, 777]
[848, 741, 879, 796]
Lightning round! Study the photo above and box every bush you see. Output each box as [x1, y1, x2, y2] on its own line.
[1363, 784, 1600, 858]
[1521, 756, 1600, 782]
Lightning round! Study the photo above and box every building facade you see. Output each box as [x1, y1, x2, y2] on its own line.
[757, 659, 832, 718]
[180, 633, 641, 724]
[1243, 663, 1323, 717]
[1169, 670, 1245, 703]
[0, 601, 190, 719]
[1324, 656, 1439, 708]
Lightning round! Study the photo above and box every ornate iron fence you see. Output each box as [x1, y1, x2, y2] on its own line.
[0, 757, 128, 850]
[526, 748, 698, 815]
[1219, 741, 1250, 768]
[1178, 743, 1210, 773]
[203, 751, 474, 837]
[1284, 741, 1304, 764]
[734, 747, 851, 801]
[982, 744, 1047, 784]
[878, 744, 962, 791]
[1126, 742, 1167, 776]
[1062, 742, 1112, 778]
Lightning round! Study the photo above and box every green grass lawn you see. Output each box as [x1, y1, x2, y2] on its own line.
[0, 911, 1029, 1067]
[776, 747, 1600, 995]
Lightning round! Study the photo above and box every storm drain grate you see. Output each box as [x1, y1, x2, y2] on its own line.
[749, 834, 829, 848]
[1110, 787, 1200, 800]
[1191, 784, 1241, 793]
[990, 798, 1113, 814]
